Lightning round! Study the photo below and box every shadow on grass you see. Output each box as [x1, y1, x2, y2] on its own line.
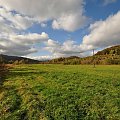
[9, 71, 48, 78]
[0, 85, 24, 119]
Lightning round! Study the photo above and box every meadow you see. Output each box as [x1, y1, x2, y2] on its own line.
[0, 64, 120, 120]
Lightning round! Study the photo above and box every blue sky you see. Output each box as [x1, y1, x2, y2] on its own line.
[0, 0, 120, 60]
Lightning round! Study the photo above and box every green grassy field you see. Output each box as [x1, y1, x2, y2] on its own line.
[0, 65, 120, 120]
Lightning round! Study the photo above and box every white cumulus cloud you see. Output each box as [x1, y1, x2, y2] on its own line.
[44, 39, 93, 58]
[0, 0, 87, 32]
[52, 13, 87, 32]
[0, 32, 49, 56]
[82, 11, 120, 48]
[0, 7, 34, 31]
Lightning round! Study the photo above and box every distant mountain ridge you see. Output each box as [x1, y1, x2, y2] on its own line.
[0, 54, 39, 64]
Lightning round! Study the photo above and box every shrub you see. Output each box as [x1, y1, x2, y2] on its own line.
[0, 64, 9, 84]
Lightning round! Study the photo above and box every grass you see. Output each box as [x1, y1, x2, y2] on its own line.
[0, 64, 120, 120]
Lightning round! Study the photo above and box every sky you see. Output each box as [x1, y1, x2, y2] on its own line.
[0, 0, 120, 60]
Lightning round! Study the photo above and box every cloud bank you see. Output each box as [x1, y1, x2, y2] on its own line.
[0, 32, 48, 56]
[0, 0, 87, 32]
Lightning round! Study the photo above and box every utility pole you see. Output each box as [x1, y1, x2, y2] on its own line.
[93, 49, 95, 68]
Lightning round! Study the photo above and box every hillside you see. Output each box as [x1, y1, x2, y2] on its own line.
[0, 54, 39, 64]
[43, 45, 120, 65]
[96, 45, 120, 55]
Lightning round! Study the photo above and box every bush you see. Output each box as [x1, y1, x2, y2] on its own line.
[0, 64, 9, 84]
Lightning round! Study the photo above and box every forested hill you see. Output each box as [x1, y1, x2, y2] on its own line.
[96, 45, 120, 55]
[0, 54, 39, 64]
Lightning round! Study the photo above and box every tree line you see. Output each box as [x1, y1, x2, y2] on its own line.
[41, 54, 120, 65]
